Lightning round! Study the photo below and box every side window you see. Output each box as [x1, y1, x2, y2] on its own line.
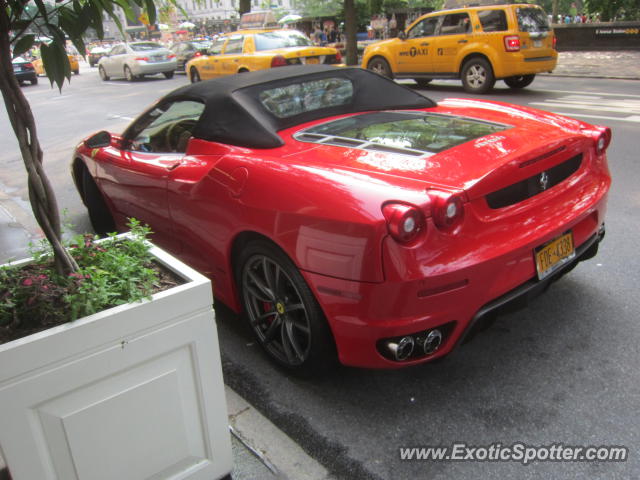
[110, 45, 124, 55]
[127, 101, 205, 154]
[478, 9, 508, 32]
[439, 13, 472, 35]
[407, 17, 440, 39]
[224, 36, 244, 54]
[208, 38, 225, 55]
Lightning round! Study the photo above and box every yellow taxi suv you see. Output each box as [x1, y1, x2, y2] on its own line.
[186, 29, 343, 82]
[33, 54, 80, 76]
[362, 3, 557, 93]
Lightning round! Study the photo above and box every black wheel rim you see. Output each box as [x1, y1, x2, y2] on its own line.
[242, 255, 311, 366]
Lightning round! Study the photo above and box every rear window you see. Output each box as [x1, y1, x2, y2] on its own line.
[298, 112, 508, 155]
[517, 7, 551, 32]
[131, 42, 163, 51]
[254, 31, 313, 51]
[478, 9, 508, 32]
[259, 77, 353, 118]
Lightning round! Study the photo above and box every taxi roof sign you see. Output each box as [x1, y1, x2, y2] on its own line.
[239, 11, 278, 29]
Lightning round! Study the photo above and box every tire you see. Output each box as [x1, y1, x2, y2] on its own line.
[163, 71, 174, 79]
[504, 74, 535, 89]
[124, 65, 135, 82]
[414, 78, 432, 88]
[461, 58, 495, 94]
[190, 67, 201, 83]
[73, 69, 79, 75]
[237, 240, 338, 376]
[367, 56, 392, 78]
[30, 76, 38, 85]
[82, 169, 116, 236]
[99, 66, 109, 81]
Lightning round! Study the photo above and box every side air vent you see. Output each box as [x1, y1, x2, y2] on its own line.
[486, 154, 582, 209]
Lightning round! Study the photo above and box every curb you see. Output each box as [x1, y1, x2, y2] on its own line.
[225, 387, 334, 480]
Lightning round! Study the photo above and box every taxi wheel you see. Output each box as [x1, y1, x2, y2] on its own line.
[124, 65, 135, 82]
[414, 78, 432, 88]
[237, 240, 338, 376]
[73, 69, 79, 75]
[190, 67, 201, 83]
[504, 74, 535, 89]
[367, 57, 392, 78]
[99, 66, 109, 81]
[461, 58, 495, 94]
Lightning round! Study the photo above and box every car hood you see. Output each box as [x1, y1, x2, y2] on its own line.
[283, 99, 592, 199]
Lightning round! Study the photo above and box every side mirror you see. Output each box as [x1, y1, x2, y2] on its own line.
[397, 31, 406, 40]
[85, 131, 112, 149]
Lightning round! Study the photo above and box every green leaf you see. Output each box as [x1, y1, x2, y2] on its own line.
[13, 34, 36, 57]
[40, 41, 70, 91]
[144, 0, 157, 25]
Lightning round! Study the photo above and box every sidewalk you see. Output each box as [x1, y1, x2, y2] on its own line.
[1, 49, 637, 480]
[547, 50, 640, 80]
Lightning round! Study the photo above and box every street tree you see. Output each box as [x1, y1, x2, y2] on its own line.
[0, 0, 167, 275]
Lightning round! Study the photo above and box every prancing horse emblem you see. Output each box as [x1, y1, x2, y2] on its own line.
[539, 171, 550, 191]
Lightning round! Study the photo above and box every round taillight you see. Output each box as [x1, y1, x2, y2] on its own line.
[430, 191, 465, 233]
[382, 202, 426, 244]
[271, 55, 288, 67]
[194, 51, 202, 57]
[335, 50, 342, 63]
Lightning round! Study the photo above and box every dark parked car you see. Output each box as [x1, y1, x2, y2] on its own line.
[170, 40, 211, 73]
[88, 46, 109, 67]
[12, 57, 37, 85]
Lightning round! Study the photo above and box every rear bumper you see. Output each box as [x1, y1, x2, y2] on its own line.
[130, 61, 177, 75]
[495, 53, 558, 78]
[303, 200, 607, 368]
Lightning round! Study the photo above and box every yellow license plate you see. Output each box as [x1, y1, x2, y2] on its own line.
[535, 231, 575, 280]
[306, 57, 320, 65]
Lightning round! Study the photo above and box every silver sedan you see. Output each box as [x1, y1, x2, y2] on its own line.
[98, 42, 177, 81]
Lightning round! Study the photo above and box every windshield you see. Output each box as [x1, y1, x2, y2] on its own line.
[517, 7, 551, 32]
[301, 112, 508, 154]
[131, 42, 163, 51]
[254, 31, 313, 51]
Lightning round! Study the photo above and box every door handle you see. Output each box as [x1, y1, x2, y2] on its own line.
[420, 42, 430, 46]
[458, 39, 468, 43]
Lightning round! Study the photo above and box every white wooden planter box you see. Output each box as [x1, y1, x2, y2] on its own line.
[0, 240, 232, 480]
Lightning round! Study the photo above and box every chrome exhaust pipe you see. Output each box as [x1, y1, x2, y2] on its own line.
[387, 336, 415, 361]
[423, 329, 443, 355]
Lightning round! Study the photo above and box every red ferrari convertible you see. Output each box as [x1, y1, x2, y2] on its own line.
[72, 65, 611, 373]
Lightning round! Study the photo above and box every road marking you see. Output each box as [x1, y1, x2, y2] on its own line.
[540, 88, 640, 99]
[546, 112, 640, 123]
[107, 114, 134, 121]
[530, 92, 640, 124]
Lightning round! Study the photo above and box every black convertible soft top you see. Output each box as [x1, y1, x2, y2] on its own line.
[162, 65, 436, 149]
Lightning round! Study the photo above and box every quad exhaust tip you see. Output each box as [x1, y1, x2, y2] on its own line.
[386, 328, 444, 361]
[388, 336, 415, 361]
[423, 329, 443, 355]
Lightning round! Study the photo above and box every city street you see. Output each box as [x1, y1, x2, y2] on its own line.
[2, 64, 639, 479]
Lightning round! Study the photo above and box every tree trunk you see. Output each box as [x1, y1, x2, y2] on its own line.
[344, 0, 358, 65]
[552, 0, 558, 22]
[0, 8, 78, 275]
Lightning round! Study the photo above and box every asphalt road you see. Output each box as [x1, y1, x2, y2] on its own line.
[1, 65, 639, 479]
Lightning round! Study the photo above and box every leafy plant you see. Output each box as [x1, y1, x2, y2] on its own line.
[0, 0, 178, 277]
[0, 220, 162, 343]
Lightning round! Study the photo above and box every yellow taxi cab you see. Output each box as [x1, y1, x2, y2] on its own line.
[362, 3, 557, 93]
[185, 28, 343, 83]
[33, 54, 80, 76]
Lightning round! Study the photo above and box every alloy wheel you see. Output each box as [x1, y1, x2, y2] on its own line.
[242, 254, 312, 366]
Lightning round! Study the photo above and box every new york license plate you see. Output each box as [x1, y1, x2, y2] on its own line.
[535, 231, 575, 280]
